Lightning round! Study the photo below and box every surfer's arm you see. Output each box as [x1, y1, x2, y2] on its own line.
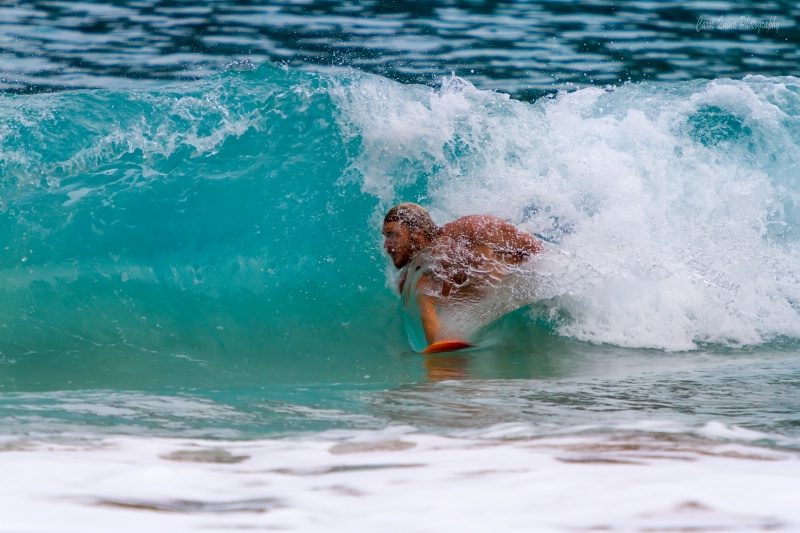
[417, 293, 440, 344]
[412, 274, 441, 344]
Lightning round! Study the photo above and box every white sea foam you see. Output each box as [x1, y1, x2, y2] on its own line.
[2, 426, 799, 532]
[333, 74, 800, 350]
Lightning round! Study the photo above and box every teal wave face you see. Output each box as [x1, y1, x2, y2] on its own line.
[0, 65, 409, 389]
[2, 66, 800, 391]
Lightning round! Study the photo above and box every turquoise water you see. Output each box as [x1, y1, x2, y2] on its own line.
[1, 63, 799, 442]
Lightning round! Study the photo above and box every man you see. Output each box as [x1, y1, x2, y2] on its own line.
[382, 203, 543, 348]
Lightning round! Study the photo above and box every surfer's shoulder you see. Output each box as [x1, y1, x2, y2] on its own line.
[398, 266, 423, 293]
[398, 269, 408, 293]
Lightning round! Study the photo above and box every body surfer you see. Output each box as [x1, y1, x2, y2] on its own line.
[382, 203, 543, 352]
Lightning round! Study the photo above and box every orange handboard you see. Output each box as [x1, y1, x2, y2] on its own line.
[422, 339, 472, 354]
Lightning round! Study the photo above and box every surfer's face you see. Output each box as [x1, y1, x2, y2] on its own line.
[382, 221, 414, 269]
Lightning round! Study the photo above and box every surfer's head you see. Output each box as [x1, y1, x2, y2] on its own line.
[382, 203, 439, 269]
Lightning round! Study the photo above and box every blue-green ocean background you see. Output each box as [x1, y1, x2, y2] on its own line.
[1, 1, 799, 442]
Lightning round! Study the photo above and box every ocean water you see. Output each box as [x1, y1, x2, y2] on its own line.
[2, 2, 800, 532]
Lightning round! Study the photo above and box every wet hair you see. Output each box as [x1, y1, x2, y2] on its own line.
[384, 203, 439, 241]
